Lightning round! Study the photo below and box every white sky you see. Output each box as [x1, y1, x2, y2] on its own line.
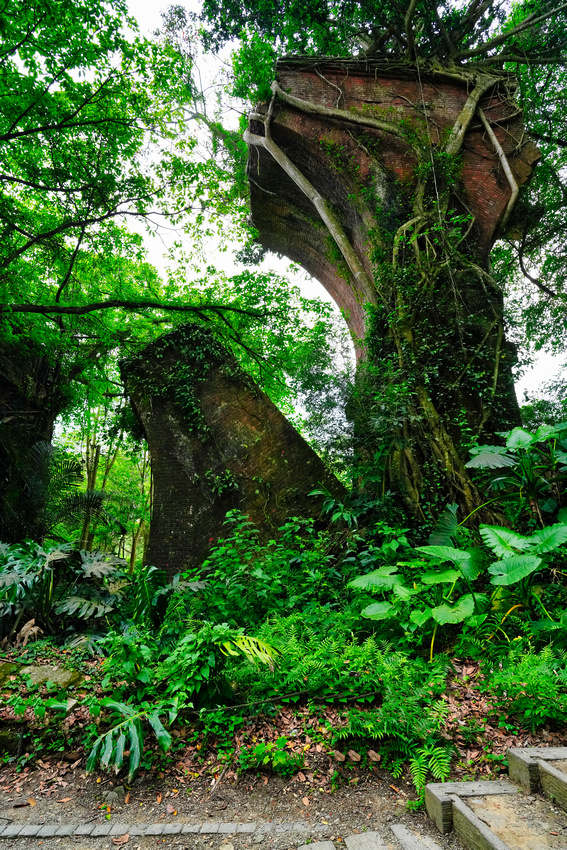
[127, 0, 563, 406]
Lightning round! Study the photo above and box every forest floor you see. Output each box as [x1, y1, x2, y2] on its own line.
[1, 653, 567, 849]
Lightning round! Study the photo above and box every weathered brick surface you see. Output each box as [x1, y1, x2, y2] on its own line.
[124, 326, 346, 576]
[248, 59, 538, 350]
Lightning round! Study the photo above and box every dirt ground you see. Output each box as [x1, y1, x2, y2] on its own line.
[0, 759, 466, 850]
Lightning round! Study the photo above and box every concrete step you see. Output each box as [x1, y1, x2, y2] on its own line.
[425, 746, 567, 850]
[297, 826, 443, 850]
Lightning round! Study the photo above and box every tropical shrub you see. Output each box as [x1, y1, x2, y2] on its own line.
[0, 542, 126, 637]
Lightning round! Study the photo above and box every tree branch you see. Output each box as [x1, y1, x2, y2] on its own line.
[404, 0, 419, 60]
[2, 301, 268, 318]
[454, 1, 567, 61]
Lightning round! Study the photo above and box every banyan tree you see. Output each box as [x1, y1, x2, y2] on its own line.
[197, 0, 567, 520]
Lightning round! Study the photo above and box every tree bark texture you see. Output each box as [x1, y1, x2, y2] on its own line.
[0, 349, 68, 541]
[122, 325, 345, 577]
[245, 58, 540, 518]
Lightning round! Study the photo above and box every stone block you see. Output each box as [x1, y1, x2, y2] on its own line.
[55, 824, 78, 836]
[345, 832, 388, 850]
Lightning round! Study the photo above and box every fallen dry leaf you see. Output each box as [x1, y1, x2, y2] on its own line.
[297, 772, 306, 782]
[28, 798, 37, 807]
[348, 750, 361, 762]
[166, 804, 177, 815]
[368, 750, 380, 762]
[57, 798, 71, 803]
[124, 792, 130, 805]
[111, 834, 130, 845]
[302, 797, 309, 806]
[333, 751, 345, 762]
[156, 792, 162, 804]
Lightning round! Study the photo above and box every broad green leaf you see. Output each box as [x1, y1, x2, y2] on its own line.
[100, 732, 114, 770]
[528, 523, 567, 554]
[422, 569, 460, 585]
[466, 613, 488, 627]
[465, 452, 516, 469]
[114, 732, 126, 771]
[428, 503, 458, 546]
[459, 548, 483, 581]
[127, 720, 142, 783]
[361, 601, 393, 620]
[392, 583, 418, 601]
[86, 739, 101, 773]
[348, 567, 402, 590]
[534, 424, 559, 442]
[479, 525, 530, 557]
[431, 594, 475, 624]
[506, 427, 537, 450]
[410, 608, 432, 626]
[147, 711, 172, 753]
[558, 508, 567, 523]
[488, 554, 542, 586]
[417, 545, 471, 564]
[102, 699, 136, 717]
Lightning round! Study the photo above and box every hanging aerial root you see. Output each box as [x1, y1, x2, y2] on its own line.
[477, 107, 519, 234]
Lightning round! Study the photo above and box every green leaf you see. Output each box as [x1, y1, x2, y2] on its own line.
[417, 545, 471, 564]
[488, 554, 543, 586]
[348, 567, 402, 590]
[459, 548, 483, 581]
[534, 424, 559, 442]
[431, 594, 475, 624]
[127, 720, 142, 783]
[465, 452, 516, 469]
[422, 569, 460, 585]
[428, 503, 458, 546]
[392, 583, 417, 601]
[147, 711, 172, 753]
[479, 525, 530, 557]
[528, 523, 567, 554]
[361, 601, 393, 620]
[114, 732, 126, 771]
[100, 732, 114, 770]
[506, 427, 537, 450]
[410, 608, 432, 626]
[86, 739, 101, 773]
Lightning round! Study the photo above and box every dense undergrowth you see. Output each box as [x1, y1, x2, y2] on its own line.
[2, 424, 567, 802]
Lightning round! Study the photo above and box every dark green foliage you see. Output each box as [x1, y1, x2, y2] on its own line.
[0, 542, 126, 636]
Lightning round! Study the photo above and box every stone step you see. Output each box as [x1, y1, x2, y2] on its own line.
[425, 746, 567, 850]
[508, 746, 567, 810]
[298, 825, 443, 850]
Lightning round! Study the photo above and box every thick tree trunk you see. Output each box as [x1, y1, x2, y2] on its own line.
[122, 325, 345, 578]
[0, 348, 68, 541]
[245, 58, 540, 519]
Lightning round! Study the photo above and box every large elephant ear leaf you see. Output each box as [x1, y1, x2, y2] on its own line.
[428, 503, 458, 545]
[528, 523, 567, 555]
[348, 567, 401, 590]
[431, 594, 475, 624]
[488, 554, 542, 586]
[465, 451, 516, 469]
[416, 545, 471, 565]
[361, 601, 394, 620]
[480, 525, 530, 557]
[505, 427, 537, 450]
